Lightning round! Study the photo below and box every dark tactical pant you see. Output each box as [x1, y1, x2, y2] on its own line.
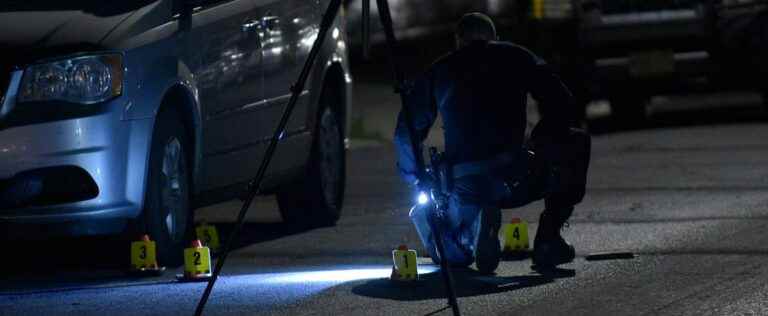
[410, 129, 591, 265]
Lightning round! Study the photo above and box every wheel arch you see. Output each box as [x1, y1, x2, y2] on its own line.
[156, 83, 203, 195]
[318, 61, 351, 142]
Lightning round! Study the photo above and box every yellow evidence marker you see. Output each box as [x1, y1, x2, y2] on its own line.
[503, 218, 530, 252]
[178, 239, 213, 282]
[390, 244, 418, 281]
[196, 222, 221, 252]
[129, 235, 165, 276]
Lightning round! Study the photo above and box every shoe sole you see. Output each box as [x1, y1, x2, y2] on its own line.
[475, 208, 501, 274]
[532, 243, 575, 268]
[530, 264, 576, 277]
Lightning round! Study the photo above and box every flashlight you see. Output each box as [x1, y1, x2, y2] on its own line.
[417, 192, 430, 205]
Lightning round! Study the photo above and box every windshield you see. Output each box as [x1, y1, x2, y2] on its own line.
[600, 0, 702, 14]
[3, 0, 158, 16]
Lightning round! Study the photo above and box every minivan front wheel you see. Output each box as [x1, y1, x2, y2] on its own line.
[277, 107, 345, 227]
[142, 109, 193, 266]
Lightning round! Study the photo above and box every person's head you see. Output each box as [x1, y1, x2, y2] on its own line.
[455, 12, 497, 48]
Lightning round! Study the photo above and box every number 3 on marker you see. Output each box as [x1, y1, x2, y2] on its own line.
[139, 245, 147, 259]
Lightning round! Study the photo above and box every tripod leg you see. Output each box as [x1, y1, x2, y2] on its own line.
[429, 207, 462, 316]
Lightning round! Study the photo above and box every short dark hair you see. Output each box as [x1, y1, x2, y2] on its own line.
[455, 13, 497, 43]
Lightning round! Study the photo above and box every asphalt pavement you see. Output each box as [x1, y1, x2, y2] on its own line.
[3, 74, 768, 315]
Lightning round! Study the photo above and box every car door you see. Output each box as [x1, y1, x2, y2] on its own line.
[188, 0, 266, 190]
[254, 0, 320, 175]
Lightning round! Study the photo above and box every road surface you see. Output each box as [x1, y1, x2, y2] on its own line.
[2, 74, 768, 315]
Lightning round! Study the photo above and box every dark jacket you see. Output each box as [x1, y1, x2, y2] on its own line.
[395, 40, 574, 184]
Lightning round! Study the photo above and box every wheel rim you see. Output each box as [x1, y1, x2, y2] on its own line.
[161, 137, 185, 242]
[318, 109, 342, 208]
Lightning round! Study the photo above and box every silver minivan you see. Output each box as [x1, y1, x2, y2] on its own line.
[0, 0, 352, 264]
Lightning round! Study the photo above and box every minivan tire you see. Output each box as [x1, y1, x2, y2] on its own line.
[277, 106, 345, 227]
[141, 109, 193, 266]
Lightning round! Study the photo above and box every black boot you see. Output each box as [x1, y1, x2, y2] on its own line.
[532, 208, 575, 269]
[474, 207, 502, 274]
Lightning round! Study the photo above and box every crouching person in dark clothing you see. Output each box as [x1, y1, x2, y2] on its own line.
[395, 13, 591, 274]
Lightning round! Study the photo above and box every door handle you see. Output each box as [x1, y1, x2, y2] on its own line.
[242, 19, 260, 32]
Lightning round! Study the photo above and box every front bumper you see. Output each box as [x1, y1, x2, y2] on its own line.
[0, 97, 153, 234]
[593, 50, 713, 96]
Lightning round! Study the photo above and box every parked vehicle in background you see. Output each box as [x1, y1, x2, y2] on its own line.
[532, 0, 768, 123]
[0, 0, 352, 265]
[578, 0, 721, 122]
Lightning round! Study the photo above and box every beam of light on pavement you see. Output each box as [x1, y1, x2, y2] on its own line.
[199, 265, 442, 310]
[248, 265, 439, 285]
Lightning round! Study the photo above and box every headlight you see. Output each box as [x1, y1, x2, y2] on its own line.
[18, 54, 124, 104]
